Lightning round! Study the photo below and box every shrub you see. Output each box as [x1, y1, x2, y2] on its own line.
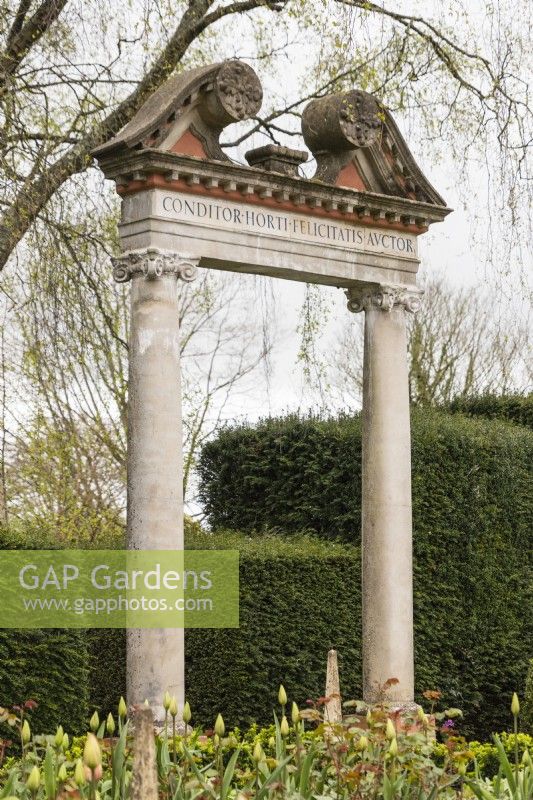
[0, 526, 89, 737]
[448, 393, 533, 429]
[197, 409, 533, 739]
[523, 660, 533, 735]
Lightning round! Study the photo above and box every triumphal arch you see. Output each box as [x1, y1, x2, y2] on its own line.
[93, 60, 450, 721]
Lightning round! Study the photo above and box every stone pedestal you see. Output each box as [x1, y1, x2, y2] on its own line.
[347, 285, 421, 706]
[111, 248, 197, 722]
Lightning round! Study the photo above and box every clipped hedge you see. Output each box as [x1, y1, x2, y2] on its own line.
[198, 409, 533, 739]
[524, 659, 533, 735]
[0, 526, 89, 736]
[87, 533, 361, 731]
[448, 393, 533, 429]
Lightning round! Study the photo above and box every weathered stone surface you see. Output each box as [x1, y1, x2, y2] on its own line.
[90, 62, 452, 717]
[93, 61, 262, 161]
[324, 649, 343, 724]
[245, 144, 308, 176]
[347, 284, 417, 704]
[302, 89, 447, 203]
[131, 707, 158, 800]
[123, 251, 196, 719]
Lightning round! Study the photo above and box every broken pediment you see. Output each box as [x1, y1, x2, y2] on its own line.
[93, 61, 263, 162]
[301, 90, 445, 205]
[92, 61, 449, 229]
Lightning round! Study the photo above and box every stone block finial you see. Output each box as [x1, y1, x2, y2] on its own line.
[301, 89, 446, 205]
[93, 61, 263, 164]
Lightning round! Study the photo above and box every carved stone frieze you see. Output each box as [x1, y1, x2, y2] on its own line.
[346, 285, 423, 314]
[111, 248, 199, 283]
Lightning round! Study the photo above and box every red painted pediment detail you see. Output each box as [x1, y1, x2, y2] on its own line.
[335, 161, 368, 192]
[169, 130, 208, 158]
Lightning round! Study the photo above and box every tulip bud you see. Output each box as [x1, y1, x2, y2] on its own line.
[386, 719, 396, 740]
[118, 696, 127, 719]
[278, 685, 287, 706]
[183, 701, 192, 724]
[511, 693, 520, 717]
[280, 716, 289, 737]
[253, 741, 264, 763]
[388, 737, 398, 757]
[366, 709, 372, 725]
[55, 725, 64, 748]
[213, 734, 220, 747]
[62, 733, 69, 751]
[291, 702, 299, 725]
[21, 719, 31, 744]
[457, 761, 467, 776]
[106, 713, 115, 736]
[268, 736, 275, 749]
[214, 713, 225, 737]
[89, 711, 100, 733]
[58, 763, 68, 783]
[522, 749, 532, 767]
[143, 699, 149, 707]
[83, 733, 102, 770]
[169, 696, 178, 718]
[356, 735, 368, 751]
[26, 766, 40, 793]
[417, 706, 425, 722]
[163, 691, 171, 711]
[74, 759, 86, 787]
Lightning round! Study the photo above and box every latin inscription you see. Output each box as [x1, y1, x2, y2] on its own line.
[157, 193, 417, 257]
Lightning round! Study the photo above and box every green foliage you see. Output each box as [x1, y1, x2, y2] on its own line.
[88, 533, 362, 732]
[0, 527, 89, 738]
[448, 393, 533, 429]
[198, 409, 533, 739]
[523, 660, 533, 735]
[3, 699, 533, 800]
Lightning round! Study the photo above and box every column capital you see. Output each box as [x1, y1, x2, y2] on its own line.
[346, 284, 423, 314]
[111, 248, 199, 283]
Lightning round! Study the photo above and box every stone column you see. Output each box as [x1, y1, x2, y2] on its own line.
[111, 247, 198, 722]
[346, 284, 422, 707]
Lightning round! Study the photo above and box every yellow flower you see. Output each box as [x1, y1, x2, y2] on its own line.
[54, 725, 64, 748]
[106, 713, 115, 735]
[386, 719, 396, 740]
[511, 693, 520, 717]
[214, 713, 225, 737]
[280, 716, 289, 737]
[61, 733, 69, 750]
[118, 697, 127, 719]
[278, 685, 287, 706]
[169, 696, 178, 718]
[356, 735, 368, 751]
[26, 766, 40, 792]
[183, 701, 192, 724]
[253, 741, 264, 762]
[89, 711, 100, 733]
[291, 702, 300, 725]
[58, 764, 68, 782]
[388, 737, 398, 757]
[21, 720, 31, 744]
[83, 733, 102, 770]
[163, 691, 171, 711]
[74, 759, 86, 786]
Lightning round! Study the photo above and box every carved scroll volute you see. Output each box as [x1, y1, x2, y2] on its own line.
[302, 90, 382, 184]
[199, 61, 263, 129]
